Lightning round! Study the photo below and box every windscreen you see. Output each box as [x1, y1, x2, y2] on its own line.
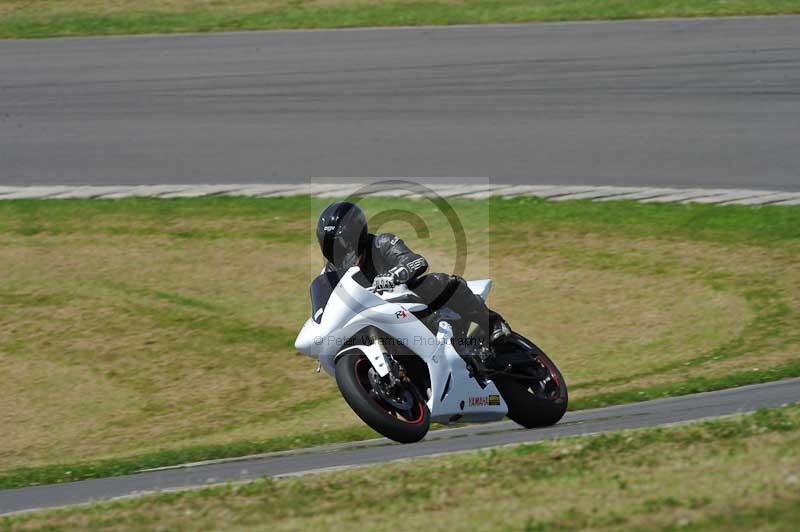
[310, 269, 345, 323]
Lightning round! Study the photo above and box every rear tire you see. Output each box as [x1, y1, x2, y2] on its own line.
[492, 337, 568, 428]
[335, 352, 430, 443]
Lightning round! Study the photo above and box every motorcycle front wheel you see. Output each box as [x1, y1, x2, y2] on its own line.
[335, 352, 431, 443]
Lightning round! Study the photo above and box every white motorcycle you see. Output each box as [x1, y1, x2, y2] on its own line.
[294, 267, 567, 443]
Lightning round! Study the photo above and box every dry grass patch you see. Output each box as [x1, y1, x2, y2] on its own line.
[0, 196, 797, 482]
[0, 232, 350, 469]
[490, 229, 800, 399]
[497, 261, 750, 386]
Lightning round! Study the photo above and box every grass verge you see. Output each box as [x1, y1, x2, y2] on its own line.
[0, 426, 375, 492]
[1, 0, 800, 39]
[3, 404, 799, 530]
[0, 196, 798, 490]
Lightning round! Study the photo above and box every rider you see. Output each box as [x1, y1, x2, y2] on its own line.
[316, 201, 511, 345]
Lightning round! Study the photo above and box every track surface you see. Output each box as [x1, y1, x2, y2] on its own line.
[2, 378, 799, 515]
[1, 16, 799, 188]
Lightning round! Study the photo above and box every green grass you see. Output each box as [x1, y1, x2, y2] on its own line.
[3, 404, 799, 530]
[1, 0, 800, 39]
[0, 426, 376, 491]
[571, 361, 800, 410]
[489, 195, 800, 246]
[0, 196, 798, 491]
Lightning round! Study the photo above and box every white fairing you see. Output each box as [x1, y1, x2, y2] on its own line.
[294, 268, 507, 423]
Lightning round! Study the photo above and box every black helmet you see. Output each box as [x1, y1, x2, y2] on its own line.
[316, 202, 368, 270]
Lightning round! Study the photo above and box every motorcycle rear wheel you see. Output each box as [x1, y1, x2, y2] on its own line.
[335, 352, 431, 443]
[491, 334, 568, 428]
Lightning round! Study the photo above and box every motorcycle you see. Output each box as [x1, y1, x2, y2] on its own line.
[294, 266, 568, 443]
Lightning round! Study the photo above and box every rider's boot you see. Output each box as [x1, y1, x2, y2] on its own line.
[441, 276, 511, 345]
[488, 310, 512, 345]
[467, 308, 511, 347]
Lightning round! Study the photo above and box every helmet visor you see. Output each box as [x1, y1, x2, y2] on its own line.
[323, 235, 360, 270]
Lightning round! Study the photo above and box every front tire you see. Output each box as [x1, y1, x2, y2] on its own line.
[492, 335, 568, 428]
[335, 352, 430, 443]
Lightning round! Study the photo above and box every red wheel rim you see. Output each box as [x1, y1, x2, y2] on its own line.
[536, 356, 562, 401]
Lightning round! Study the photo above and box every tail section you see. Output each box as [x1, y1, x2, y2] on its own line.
[466, 279, 493, 301]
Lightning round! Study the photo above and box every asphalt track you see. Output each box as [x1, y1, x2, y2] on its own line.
[1, 16, 799, 189]
[2, 378, 799, 515]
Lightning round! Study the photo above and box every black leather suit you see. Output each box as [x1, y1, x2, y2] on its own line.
[326, 233, 496, 333]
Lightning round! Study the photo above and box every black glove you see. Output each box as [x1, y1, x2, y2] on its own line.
[372, 274, 395, 291]
[373, 266, 410, 290]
